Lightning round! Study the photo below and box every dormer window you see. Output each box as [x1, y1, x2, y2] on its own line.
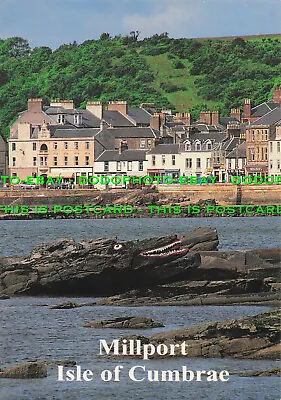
[206, 141, 212, 150]
[58, 114, 65, 124]
[185, 141, 191, 151]
[74, 114, 82, 125]
[195, 141, 201, 151]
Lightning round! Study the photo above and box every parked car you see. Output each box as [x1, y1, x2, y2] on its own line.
[19, 183, 40, 189]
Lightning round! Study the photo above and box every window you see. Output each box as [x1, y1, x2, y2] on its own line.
[140, 140, 146, 149]
[33, 143, 37, 151]
[12, 157, 16, 166]
[85, 156, 89, 166]
[58, 114, 65, 124]
[64, 156, 68, 166]
[147, 139, 152, 148]
[74, 114, 81, 125]
[127, 161, 132, 171]
[33, 157, 37, 166]
[54, 142, 58, 150]
[54, 156, 58, 166]
[270, 161, 273, 170]
[278, 142, 280, 153]
[152, 155, 156, 166]
[40, 144, 48, 151]
[185, 141, 191, 151]
[85, 142, 90, 150]
[74, 142, 79, 150]
[139, 161, 143, 171]
[162, 155, 166, 165]
[11, 143, 16, 151]
[196, 158, 201, 168]
[64, 142, 68, 150]
[195, 141, 201, 151]
[206, 158, 211, 168]
[186, 158, 192, 169]
[206, 141, 212, 150]
[40, 156, 47, 166]
[264, 147, 268, 161]
[116, 161, 121, 171]
[252, 131, 255, 141]
[270, 142, 273, 153]
[172, 155, 176, 166]
[75, 156, 79, 166]
[264, 130, 268, 141]
[278, 160, 281, 170]
[249, 148, 255, 161]
[104, 161, 109, 172]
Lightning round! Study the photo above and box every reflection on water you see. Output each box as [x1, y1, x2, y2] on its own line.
[0, 216, 280, 257]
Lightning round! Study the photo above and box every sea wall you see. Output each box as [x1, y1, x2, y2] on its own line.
[0, 184, 280, 206]
[157, 184, 281, 205]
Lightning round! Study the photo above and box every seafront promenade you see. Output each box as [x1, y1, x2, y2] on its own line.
[0, 184, 281, 206]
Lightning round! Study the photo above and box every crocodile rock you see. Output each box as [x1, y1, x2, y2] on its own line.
[0, 227, 218, 296]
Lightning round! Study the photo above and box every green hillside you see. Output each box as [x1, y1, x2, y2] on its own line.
[0, 33, 280, 137]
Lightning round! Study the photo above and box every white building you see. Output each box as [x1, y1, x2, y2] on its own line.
[269, 124, 281, 177]
[94, 149, 147, 189]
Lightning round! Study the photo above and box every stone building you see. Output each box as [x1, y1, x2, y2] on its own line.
[0, 134, 8, 178]
[245, 108, 281, 177]
[269, 124, 281, 178]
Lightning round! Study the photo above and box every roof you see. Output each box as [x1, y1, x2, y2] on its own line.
[251, 108, 281, 126]
[44, 106, 82, 115]
[189, 132, 228, 143]
[52, 128, 99, 138]
[107, 127, 159, 138]
[219, 116, 240, 128]
[103, 110, 134, 127]
[251, 101, 279, 118]
[127, 108, 152, 125]
[96, 150, 147, 162]
[225, 141, 246, 158]
[148, 144, 180, 155]
[80, 110, 101, 128]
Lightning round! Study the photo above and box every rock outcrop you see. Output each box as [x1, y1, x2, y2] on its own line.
[0, 362, 47, 379]
[0, 227, 218, 296]
[149, 308, 281, 359]
[84, 316, 164, 329]
[117, 309, 280, 360]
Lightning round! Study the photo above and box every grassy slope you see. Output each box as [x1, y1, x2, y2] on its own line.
[145, 54, 219, 112]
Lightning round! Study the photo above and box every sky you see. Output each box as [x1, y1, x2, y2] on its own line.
[0, 0, 280, 49]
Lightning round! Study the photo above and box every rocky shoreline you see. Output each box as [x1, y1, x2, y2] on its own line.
[116, 308, 281, 360]
[0, 227, 280, 307]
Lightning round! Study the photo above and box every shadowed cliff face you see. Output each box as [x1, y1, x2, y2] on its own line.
[0, 227, 218, 297]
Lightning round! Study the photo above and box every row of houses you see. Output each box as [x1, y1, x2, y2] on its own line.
[1, 87, 281, 188]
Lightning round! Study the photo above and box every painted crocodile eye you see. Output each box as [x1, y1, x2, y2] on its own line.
[113, 244, 123, 251]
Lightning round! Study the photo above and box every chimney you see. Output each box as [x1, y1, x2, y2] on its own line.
[199, 111, 211, 125]
[87, 101, 103, 119]
[273, 87, 281, 106]
[150, 114, 161, 131]
[107, 101, 128, 116]
[50, 99, 74, 109]
[211, 111, 219, 125]
[243, 99, 251, 119]
[119, 140, 128, 154]
[28, 99, 43, 113]
[175, 112, 191, 125]
[227, 123, 241, 138]
[230, 108, 241, 121]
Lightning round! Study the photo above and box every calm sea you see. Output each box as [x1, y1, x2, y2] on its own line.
[0, 217, 280, 399]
